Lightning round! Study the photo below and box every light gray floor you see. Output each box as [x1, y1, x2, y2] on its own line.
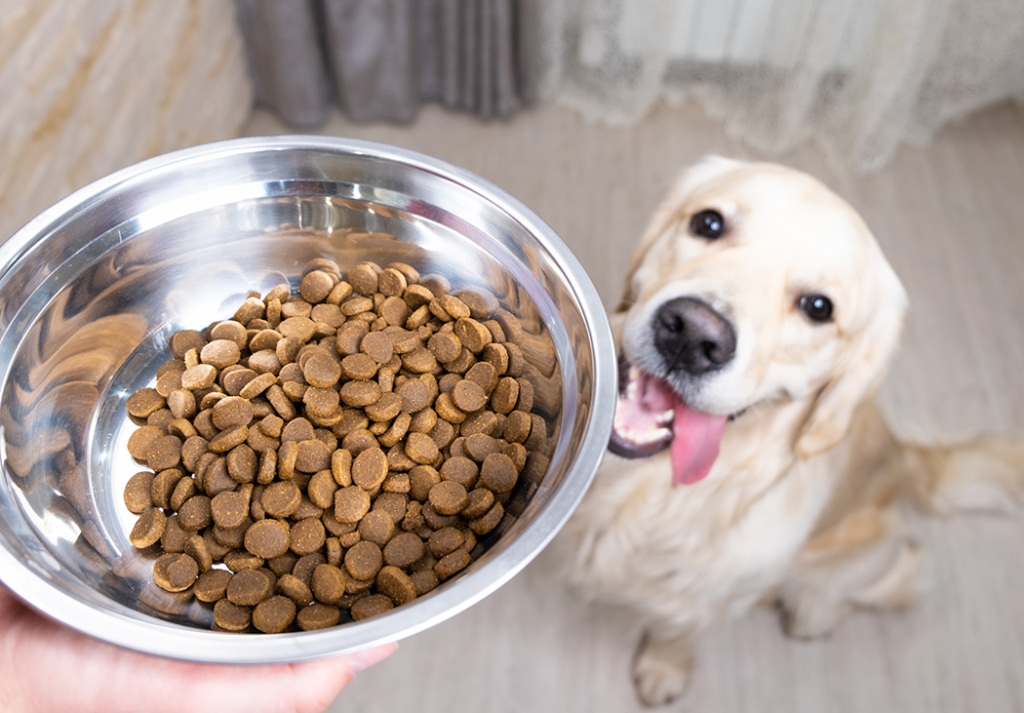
[245, 99, 1024, 712]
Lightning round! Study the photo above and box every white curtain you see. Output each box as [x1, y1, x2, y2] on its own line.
[540, 0, 1024, 173]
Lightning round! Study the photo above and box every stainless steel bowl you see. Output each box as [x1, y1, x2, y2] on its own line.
[0, 136, 615, 663]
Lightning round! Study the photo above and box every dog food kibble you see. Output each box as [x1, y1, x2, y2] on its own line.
[311, 563, 348, 604]
[194, 568, 232, 602]
[212, 490, 248, 529]
[153, 553, 199, 592]
[122, 254, 556, 631]
[290, 517, 326, 555]
[297, 602, 342, 631]
[227, 569, 273, 607]
[462, 488, 495, 520]
[124, 471, 155, 514]
[357, 509, 395, 547]
[252, 594, 297, 634]
[429, 481, 469, 516]
[245, 518, 291, 559]
[334, 485, 371, 523]
[344, 540, 384, 581]
[350, 593, 393, 621]
[213, 599, 251, 631]
[480, 453, 518, 493]
[129, 507, 166, 548]
[375, 566, 417, 605]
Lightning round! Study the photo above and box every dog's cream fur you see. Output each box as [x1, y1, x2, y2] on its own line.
[561, 157, 1024, 706]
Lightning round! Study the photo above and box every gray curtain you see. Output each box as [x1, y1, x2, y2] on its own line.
[234, 0, 541, 127]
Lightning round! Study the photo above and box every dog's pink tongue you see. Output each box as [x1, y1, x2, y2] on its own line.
[670, 400, 728, 486]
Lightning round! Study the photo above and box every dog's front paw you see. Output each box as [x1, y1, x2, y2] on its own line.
[632, 633, 694, 707]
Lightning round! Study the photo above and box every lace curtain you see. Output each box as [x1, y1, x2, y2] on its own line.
[235, 0, 1024, 173]
[541, 0, 1024, 172]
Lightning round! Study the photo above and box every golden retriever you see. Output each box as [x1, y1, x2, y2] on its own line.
[560, 157, 1024, 706]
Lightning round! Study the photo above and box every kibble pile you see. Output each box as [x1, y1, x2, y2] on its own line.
[122, 256, 548, 633]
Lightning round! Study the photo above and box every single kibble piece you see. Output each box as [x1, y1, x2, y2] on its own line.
[439, 457, 478, 488]
[278, 316, 316, 343]
[427, 331, 461, 363]
[383, 532, 425, 568]
[462, 488, 495, 520]
[464, 434, 500, 463]
[128, 425, 164, 461]
[261, 480, 302, 518]
[451, 380, 488, 412]
[213, 599, 251, 632]
[468, 501, 505, 535]
[252, 595, 297, 634]
[334, 485, 371, 523]
[181, 364, 218, 390]
[126, 388, 166, 419]
[361, 331, 394, 364]
[227, 569, 273, 607]
[124, 471, 155, 514]
[177, 495, 212, 531]
[211, 320, 248, 349]
[351, 447, 389, 490]
[170, 329, 206, 359]
[428, 526, 466, 557]
[275, 573, 314, 607]
[297, 603, 342, 631]
[404, 432, 439, 465]
[129, 508, 166, 549]
[480, 452, 518, 493]
[428, 481, 469, 516]
[410, 569, 439, 596]
[184, 533, 213, 572]
[245, 518, 291, 559]
[212, 396, 254, 431]
[350, 593, 394, 621]
[434, 549, 472, 581]
[303, 352, 342, 388]
[344, 540, 383, 581]
[311, 564, 348, 605]
[347, 263, 379, 295]
[152, 553, 199, 592]
[147, 435, 183, 471]
[357, 510, 395, 547]
[211, 490, 248, 529]
[194, 569, 232, 602]
[300, 270, 335, 303]
[223, 549, 264, 572]
[489, 377, 520, 414]
[290, 517, 326, 556]
[200, 339, 241, 369]
[375, 566, 418, 605]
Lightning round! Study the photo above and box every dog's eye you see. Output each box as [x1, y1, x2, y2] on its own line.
[689, 209, 726, 239]
[799, 294, 834, 323]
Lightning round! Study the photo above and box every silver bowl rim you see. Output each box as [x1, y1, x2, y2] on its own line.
[0, 135, 616, 663]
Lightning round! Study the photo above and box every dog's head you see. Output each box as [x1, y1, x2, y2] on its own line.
[611, 157, 907, 485]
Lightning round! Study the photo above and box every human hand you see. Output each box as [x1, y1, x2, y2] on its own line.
[0, 583, 396, 713]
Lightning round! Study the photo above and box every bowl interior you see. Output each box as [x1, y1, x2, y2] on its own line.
[0, 139, 613, 662]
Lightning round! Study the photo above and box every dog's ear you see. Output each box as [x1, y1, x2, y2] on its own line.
[616, 156, 744, 314]
[795, 259, 907, 459]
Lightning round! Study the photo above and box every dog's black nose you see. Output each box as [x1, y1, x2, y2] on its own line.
[653, 297, 736, 376]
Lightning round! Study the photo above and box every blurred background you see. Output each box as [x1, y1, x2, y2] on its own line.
[3, 1, 1024, 710]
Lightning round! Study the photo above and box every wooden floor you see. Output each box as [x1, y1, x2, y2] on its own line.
[245, 99, 1024, 712]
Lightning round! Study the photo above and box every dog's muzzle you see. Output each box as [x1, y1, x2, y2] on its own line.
[653, 297, 736, 377]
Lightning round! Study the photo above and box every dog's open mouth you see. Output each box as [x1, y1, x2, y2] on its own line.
[609, 356, 728, 486]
